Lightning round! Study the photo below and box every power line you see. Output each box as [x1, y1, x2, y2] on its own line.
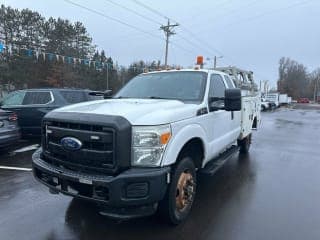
[103, 0, 219, 63]
[170, 41, 198, 56]
[104, 0, 197, 62]
[127, 1, 270, 80]
[63, 0, 163, 41]
[215, 0, 260, 21]
[103, 0, 162, 25]
[129, 0, 235, 63]
[223, 0, 315, 29]
[131, 0, 169, 20]
[180, 0, 239, 24]
[63, 0, 196, 59]
[175, 34, 218, 57]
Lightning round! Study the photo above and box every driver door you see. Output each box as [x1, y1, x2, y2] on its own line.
[206, 73, 234, 159]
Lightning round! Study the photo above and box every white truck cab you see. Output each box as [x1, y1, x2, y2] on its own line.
[261, 98, 271, 111]
[266, 92, 280, 107]
[32, 66, 260, 224]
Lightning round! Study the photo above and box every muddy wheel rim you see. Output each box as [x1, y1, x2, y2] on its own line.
[175, 171, 195, 212]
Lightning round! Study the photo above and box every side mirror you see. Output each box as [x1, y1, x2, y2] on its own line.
[103, 90, 113, 99]
[224, 88, 241, 111]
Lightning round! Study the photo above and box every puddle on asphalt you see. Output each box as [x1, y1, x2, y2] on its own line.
[275, 118, 303, 127]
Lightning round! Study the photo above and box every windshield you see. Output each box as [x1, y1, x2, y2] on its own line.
[114, 71, 208, 103]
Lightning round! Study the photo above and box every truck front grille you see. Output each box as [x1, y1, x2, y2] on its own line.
[42, 121, 116, 174]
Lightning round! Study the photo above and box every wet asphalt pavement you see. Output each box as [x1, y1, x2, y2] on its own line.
[1, 105, 320, 240]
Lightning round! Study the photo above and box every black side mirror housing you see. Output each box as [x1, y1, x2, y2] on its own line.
[224, 88, 241, 111]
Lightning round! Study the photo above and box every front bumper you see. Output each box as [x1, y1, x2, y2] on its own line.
[32, 148, 170, 218]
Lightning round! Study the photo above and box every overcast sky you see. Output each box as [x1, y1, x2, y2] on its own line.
[1, 0, 319, 88]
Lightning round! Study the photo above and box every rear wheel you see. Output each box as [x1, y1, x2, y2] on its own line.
[158, 157, 196, 225]
[238, 134, 251, 153]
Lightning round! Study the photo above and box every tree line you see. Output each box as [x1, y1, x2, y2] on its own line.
[277, 57, 319, 100]
[0, 5, 162, 93]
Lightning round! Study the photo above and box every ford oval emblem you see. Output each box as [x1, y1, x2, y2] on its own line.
[61, 137, 82, 151]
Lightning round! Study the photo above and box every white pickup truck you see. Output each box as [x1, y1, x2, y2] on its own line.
[32, 67, 260, 224]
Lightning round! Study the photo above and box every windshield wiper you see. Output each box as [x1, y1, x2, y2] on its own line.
[147, 96, 178, 100]
[114, 96, 131, 99]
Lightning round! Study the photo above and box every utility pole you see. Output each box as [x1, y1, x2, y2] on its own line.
[263, 80, 269, 95]
[213, 56, 223, 69]
[106, 64, 109, 90]
[259, 80, 262, 92]
[160, 19, 179, 67]
[314, 76, 319, 103]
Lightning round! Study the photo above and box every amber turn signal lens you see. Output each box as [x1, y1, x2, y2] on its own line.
[160, 132, 171, 145]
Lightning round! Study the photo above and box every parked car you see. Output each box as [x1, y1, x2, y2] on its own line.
[0, 110, 20, 149]
[0, 89, 103, 137]
[297, 97, 310, 103]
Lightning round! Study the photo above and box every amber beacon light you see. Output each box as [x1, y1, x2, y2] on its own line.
[196, 56, 204, 65]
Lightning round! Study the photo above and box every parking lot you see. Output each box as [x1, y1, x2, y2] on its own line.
[1, 105, 320, 240]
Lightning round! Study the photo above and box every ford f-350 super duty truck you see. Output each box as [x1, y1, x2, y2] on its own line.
[32, 65, 260, 224]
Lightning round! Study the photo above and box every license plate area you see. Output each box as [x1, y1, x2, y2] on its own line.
[35, 169, 109, 201]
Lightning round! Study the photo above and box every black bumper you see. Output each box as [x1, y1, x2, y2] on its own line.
[32, 148, 170, 218]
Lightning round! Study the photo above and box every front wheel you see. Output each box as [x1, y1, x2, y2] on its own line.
[158, 157, 197, 225]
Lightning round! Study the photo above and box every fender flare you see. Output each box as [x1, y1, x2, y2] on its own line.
[161, 124, 207, 167]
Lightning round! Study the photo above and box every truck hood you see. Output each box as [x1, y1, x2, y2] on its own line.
[53, 99, 200, 125]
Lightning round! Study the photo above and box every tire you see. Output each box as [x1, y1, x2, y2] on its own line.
[158, 157, 197, 225]
[238, 134, 251, 153]
[261, 105, 266, 111]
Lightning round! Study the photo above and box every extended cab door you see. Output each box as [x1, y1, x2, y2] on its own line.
[206, 73, 240, 160]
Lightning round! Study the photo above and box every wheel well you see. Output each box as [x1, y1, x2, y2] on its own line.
[252, 117, 257, 129]
[177, 138, 204, 169]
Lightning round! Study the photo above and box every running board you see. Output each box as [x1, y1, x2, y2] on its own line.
[200, 145, 239, 176]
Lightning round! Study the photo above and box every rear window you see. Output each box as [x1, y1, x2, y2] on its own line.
[60, 91, 87, 104]
[224, 75, 235, 88]
[22, 91, 52, 105]
[1, 91, 26, 106]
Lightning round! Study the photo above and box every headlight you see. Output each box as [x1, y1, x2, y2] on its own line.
[132, 125, 171, 167]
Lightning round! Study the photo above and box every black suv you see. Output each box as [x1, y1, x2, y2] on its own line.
[0, 89, 103, 137]
[0, 110, 20, 148]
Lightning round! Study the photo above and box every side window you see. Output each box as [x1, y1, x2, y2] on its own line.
[209, 74, 226, 98]
[22, 91, 52, 105]
[60, 91, 87, 104]
[1, 91, 26, 106]
[224, 75, 235, 88]
[208, 74, 226, 111]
